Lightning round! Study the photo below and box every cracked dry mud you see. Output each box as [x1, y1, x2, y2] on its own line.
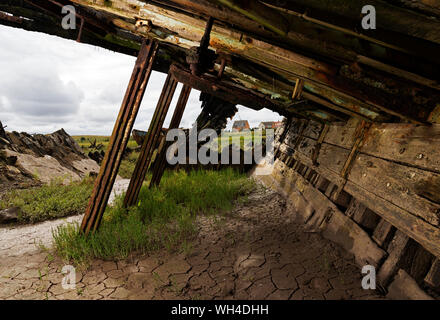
[0, 183, 383, 300]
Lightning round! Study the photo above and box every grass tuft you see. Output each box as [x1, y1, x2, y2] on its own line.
[0, 177, 94, 223]
[52, 169, 254, 267]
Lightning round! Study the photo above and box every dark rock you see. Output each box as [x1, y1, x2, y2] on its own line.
[89, 171, 98, 178]
[0, 136, 10, 147]
[89, 151, 103, 164]
[0, 121, 6, 140]
[6, 155, 17, 165]
[0, 207, 20, 224]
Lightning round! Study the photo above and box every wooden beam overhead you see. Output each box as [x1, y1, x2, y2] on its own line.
[215, 0, 289, 36]
[169, 64, 275, 110]
[1, 0, 439, 125]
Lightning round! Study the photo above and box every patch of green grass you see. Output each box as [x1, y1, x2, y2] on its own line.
[117, 150, 139, 179]
[52, 169, 255, 267]
[0, 177, 94, 223]
[72, 135, 138, 154]
[72, 135, 139, 179]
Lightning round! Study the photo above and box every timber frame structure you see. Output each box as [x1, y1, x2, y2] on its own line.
[2, 0, 440, 298]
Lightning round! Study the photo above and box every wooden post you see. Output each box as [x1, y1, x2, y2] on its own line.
[80, 40, 158, 234]
[340, 121, 371, 179]
[331, 120, 371, 202]
[124, 73, 178, 207]
[292, 78, 304, 100]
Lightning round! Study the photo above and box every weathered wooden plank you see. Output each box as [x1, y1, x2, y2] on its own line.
[275, 151, 440, 267]
[387, 269, 434, 300]
[410, 246, 434, 283]
[361, 123, 440, 173]
[348, 153, 440, 226]
[271, 161, 386, 267]
[346, 198, 381, 233]
[316, 143, 350, 175]
[290, 146, 346, 186]
[373, 219, 395, 248]
[315, 175, 330, 193]
[296, 136, 317, 159]
[378, 230, 412, 285]
[425, 258, 440, 288]
[305, 121, 440, 174]
[311, 123, 329, 165]
[302, 120, 322, 140]
[344, 181, 440, 260]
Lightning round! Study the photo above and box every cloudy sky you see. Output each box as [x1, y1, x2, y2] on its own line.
[0, 25, 283, 136]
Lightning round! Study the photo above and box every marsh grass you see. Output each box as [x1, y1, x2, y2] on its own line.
[117, 150, 139, 179]
[52, 168, 255, 267]
[72, 135, 141, 179]
[0, 177, 94, 223]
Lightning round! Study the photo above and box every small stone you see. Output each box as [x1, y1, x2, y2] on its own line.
[0, 207, 20, 224]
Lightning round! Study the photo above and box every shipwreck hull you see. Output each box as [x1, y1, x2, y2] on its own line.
[253, 118, 440, 299]
[2, 0, 440, 299]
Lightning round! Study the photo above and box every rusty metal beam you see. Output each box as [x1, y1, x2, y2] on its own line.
[80, 40, 158, 234]
[150, 84, 192, 187]
[124, 73, 178, 208]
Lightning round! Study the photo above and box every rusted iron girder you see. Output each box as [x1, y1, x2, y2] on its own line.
[169, 64, 272, 111]
[124, 73, 178, 208]
[150, 84, 192, 187]
[80, 40, 158, 234]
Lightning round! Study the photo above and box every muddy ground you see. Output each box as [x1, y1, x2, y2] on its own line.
[0, 181, 383, 300]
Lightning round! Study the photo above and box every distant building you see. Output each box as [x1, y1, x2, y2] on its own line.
[232, 120, 250, 132]
[258, 121, 282, 130]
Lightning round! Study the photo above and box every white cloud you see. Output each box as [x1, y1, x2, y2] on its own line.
[0, 25, 283, 135]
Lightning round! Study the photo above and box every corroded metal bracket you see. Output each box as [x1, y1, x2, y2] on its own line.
[80, 40, 158, 234]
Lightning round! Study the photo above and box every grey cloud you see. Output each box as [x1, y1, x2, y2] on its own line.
[1, 75, 84, 117]
[0, 26, 282, 135]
